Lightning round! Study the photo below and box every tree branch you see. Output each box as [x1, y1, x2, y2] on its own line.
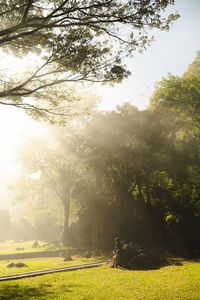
[22, 0, 34, 22]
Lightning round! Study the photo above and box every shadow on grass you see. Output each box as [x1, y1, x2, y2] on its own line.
[0, 283, 79, 300]
[118, 256, 183, 271]
[0, 284, 52, 300]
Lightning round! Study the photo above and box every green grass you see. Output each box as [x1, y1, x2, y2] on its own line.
[0, 241, 69, 255]
[0, 256, 108, 276]
[0, 241, 48, 254]
[0, 260, 200, 299]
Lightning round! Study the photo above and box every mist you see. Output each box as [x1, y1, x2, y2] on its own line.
[2, 49, 200, 256]
[0, 0, 199, 257]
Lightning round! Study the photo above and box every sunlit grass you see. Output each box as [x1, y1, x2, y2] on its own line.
[0, 241, 70, 254]
[0, 256, 109, 276]
[0, 260, 200, 299]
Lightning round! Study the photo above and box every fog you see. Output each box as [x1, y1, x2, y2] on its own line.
[1, 71, 200, 255]
[0, 0, 200, 257]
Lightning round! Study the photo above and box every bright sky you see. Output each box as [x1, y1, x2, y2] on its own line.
[0, 106, 45, 210]
[99, 0, 200, 110]
[0, 0, 199, 210]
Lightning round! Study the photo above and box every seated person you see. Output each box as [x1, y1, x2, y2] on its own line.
[111, 237, 122, 268]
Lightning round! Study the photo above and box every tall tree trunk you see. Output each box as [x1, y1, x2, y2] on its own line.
[62, 186, 70, 246]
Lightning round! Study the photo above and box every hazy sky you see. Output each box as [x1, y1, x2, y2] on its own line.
[0, 0, 200, 210]
[99, 0, 200, 110]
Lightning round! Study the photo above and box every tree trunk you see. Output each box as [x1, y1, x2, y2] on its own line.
[62, 187, 70, 246]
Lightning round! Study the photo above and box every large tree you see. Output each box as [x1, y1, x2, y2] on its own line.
[150, 50, 200, 139]
[0, 0, 179, 120]
[71, 104, 185, 249]
[150, 54, 200, 254]
[150, 73, 200, 135]
[11, 102, 200, 252]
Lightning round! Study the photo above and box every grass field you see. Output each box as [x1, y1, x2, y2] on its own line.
[0, 241, 68, 255]
[0, 256, 108, 276]
[0, 259, 200, 299]
[0, 242, 200, 299]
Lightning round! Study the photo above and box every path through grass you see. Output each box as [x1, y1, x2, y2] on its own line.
[0, 256, 108, 276]
[0, 260, 200, 299]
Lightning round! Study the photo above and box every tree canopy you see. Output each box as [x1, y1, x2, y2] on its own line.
[0, 0, 179, 120]
[10, 52, 200, 256]
[150, 50, 200, 138]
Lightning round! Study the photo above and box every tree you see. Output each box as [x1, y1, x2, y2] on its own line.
[186, 50, 200, 76]
[0, 0, 179, 120]
[11, 101, 200, 253]
[72, 104, 186, 250]
[150, 50, 200, 136]
[10, 125, 83, 244]
[150, 73, 200, 139]
[150, 54, 200, 254]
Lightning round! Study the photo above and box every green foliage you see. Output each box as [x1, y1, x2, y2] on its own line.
[12, 97, 200, 254]
[69, 105, 185, 250]
[186, 50, 200, 75]
[11, 51, 200, 254]
[150, 73, 200, 133]
[148, 53, 200, 254]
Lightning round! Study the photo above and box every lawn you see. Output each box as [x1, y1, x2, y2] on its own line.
[0, 256, 108, 276]
[0, 260, 200, 299]
[0, 241, 68, 255]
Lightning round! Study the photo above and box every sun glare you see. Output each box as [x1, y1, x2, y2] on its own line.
[0, 52, 45, 165]
[0, 51, 45, 209]
[0, 105, 45, 209]
[1, 52, 39, 73]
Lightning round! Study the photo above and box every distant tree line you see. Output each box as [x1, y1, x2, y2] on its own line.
[11, 51, 200, 257]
